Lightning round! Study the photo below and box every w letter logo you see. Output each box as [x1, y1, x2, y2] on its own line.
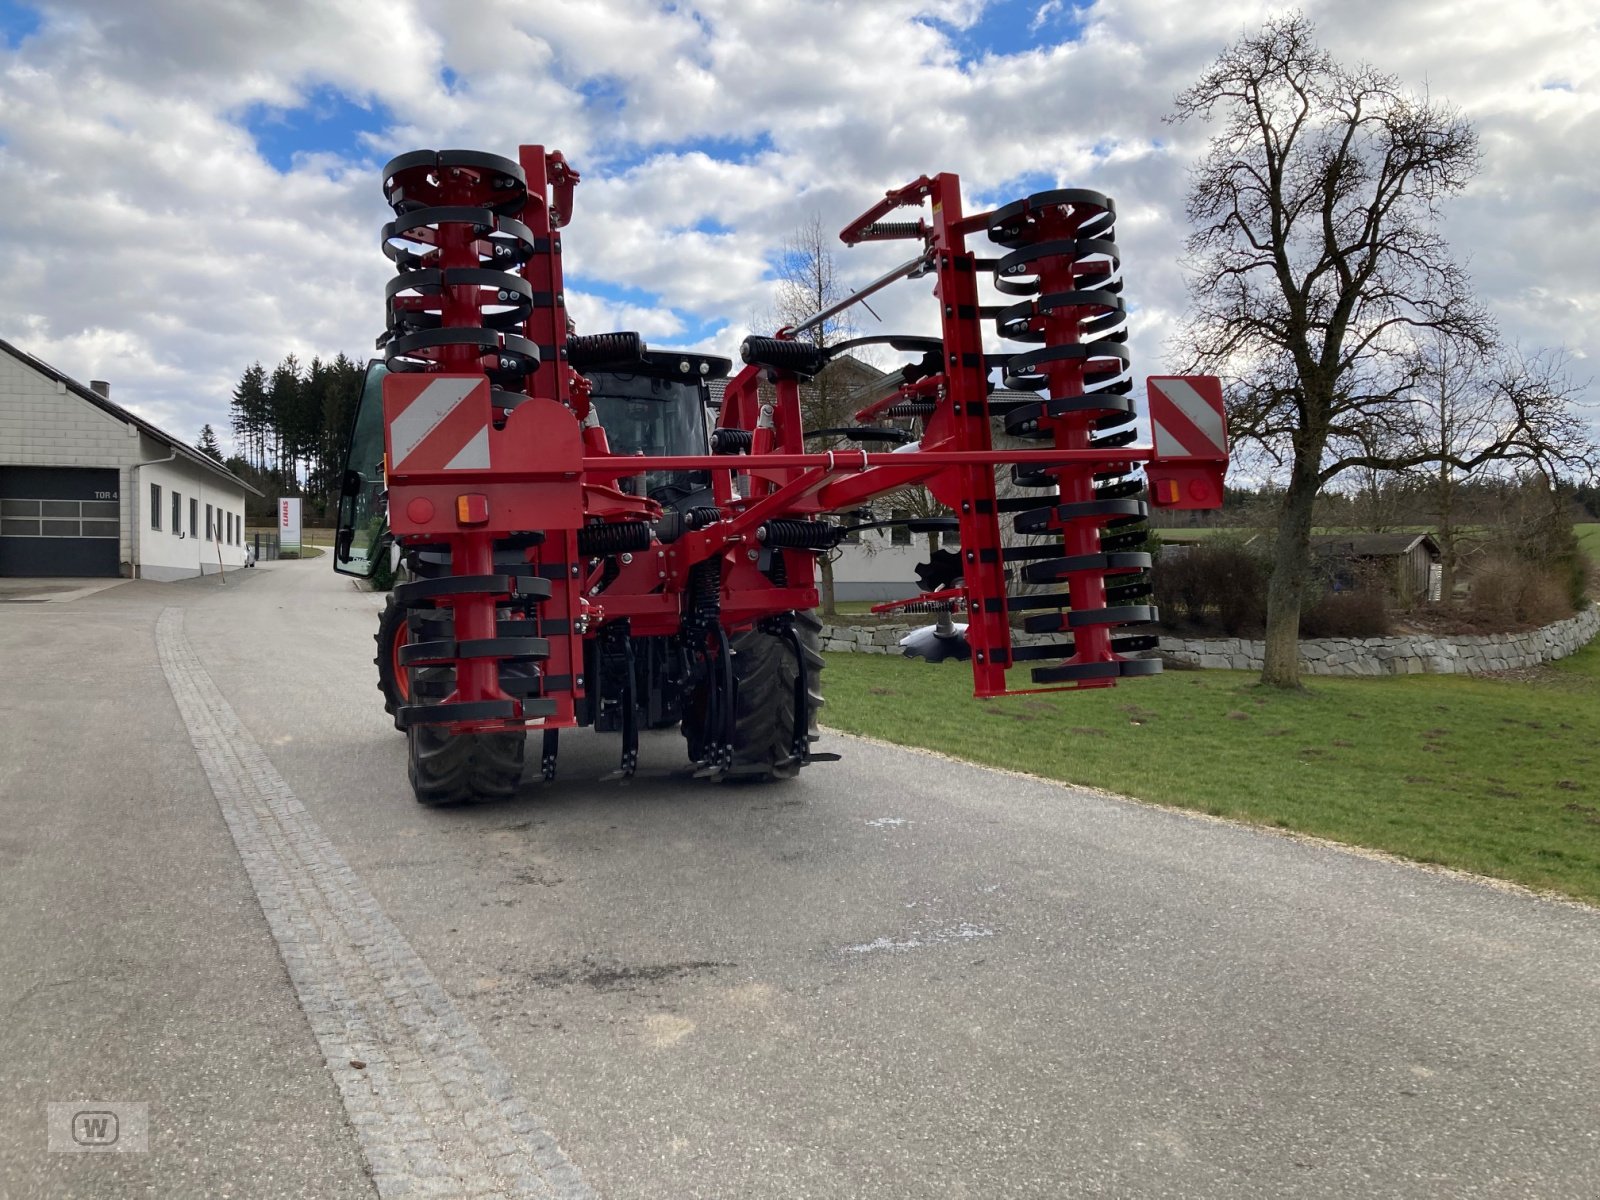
[73, 1112, 118, 1146]
[48, 1101, 147, 1152]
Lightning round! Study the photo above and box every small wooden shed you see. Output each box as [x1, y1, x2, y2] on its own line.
[1312, 533, 1441, 603]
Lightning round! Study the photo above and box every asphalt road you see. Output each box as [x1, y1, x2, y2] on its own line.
[3, 558, 1598, 1198]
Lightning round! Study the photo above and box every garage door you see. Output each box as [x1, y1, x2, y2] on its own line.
[0, 466, 122, 577]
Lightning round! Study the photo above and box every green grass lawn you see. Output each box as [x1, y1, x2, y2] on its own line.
[821, 641, 1600, 903]
[1578, 523, 1600, 564]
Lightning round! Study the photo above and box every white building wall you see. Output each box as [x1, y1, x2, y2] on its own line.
[830, 530, 938, 601]
[0, 350, 143, 571]
[1, 350, 249, 580]
[136, 452, 249, 580]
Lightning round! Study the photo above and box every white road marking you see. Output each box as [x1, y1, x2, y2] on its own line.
[155, 607, 593, 1199]
[843, 923, 996, 955]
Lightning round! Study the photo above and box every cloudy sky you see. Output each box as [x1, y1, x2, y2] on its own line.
[0, 0, 1595, 455]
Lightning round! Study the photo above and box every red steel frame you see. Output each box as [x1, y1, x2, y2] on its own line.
[379, 146, 1227, 734]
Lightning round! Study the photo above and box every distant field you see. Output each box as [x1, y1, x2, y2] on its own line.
[1152, 526, 1246, 540]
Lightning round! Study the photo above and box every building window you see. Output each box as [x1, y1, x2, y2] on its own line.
[890, 509, 911, 546]
[206, 503, 214, 540]
[190, 498, 198, 539]
[150, 483, 162, 530]
[0, 499, 117, 538]
[0, 499, 40, 537]
[942, 529, 960, 547]
[172, 490, 182, 535]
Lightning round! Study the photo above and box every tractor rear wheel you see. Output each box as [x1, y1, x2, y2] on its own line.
[406, 702, 527, 807]
[696, 610, 825, 782]
[379, 598, 527, 804]
[375, 594, 450, 731]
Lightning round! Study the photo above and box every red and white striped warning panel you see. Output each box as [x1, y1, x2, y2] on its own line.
[383, 375, 493, 474]
[1147, 376, 1227, 461]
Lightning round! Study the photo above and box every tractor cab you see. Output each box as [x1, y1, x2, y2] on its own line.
[588, 349, 729, 506]
[332, 348, 731, 578]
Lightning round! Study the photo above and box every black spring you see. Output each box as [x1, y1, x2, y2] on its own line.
[577, 521, 653, 557]
[568, 331, 644, 369]
[688, 560, 720, 619]
[758, 520, 841, 550]
[859, 221, 923, 240]
[711, 428, 753, 453]
[739, 336, 826, 377]
[685, 506, 723, 529]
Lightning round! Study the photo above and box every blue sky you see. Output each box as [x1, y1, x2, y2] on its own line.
[0, 1, 39, 46]
[240, 87, 395, 173]
[0, 0, 1593, 457]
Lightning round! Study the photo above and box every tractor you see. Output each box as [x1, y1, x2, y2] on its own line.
[333, 146, 1228, 804]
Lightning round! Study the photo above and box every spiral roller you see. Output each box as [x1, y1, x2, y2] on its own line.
[376, 148, 578, 735]
[378, 150, 542, 409]
[984, 189, 1159, 686]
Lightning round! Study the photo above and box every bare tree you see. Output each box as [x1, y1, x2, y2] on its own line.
[1166, 12, 1594, 686]
[768, 213, 856, 614]
[1409, 340, 1594, 600]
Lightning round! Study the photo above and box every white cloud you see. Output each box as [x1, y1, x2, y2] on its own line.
[0, 0, 1593, 457]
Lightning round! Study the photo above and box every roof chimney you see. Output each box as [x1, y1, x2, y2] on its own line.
[90, 380, 110, 399]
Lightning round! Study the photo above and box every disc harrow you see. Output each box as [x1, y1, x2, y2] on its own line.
[336, 144, 1228, 801]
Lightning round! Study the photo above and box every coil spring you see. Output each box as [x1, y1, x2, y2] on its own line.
[739, 336, 826, 377]
[379, 149, 540, 389]
[685, 506, 723, 529]
[688, 559, 720, 619]
[987, 188, 1156, 686]
[567, 331, 644, 370]
[577, 521, 653, 557]
[859, 221, 923, 240]
[758, 520, 842, 550]
[711, 428, 753, 454]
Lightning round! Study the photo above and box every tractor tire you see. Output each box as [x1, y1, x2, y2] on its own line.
[406, 664, 528, 806]
[722, 610, 826, 781]
[374, 594, 450, 731]
[380, 595, 527, 805]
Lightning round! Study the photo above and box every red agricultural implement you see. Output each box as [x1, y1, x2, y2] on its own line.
[333, 145, 1228, 803]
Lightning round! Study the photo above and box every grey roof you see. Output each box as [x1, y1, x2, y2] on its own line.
[0, 337, 261, 496]
[1310, 532, 1439, 558]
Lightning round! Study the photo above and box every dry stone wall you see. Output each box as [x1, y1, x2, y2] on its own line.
[820, 604, 1599, 676]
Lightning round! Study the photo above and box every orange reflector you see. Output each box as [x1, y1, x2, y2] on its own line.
[456, 493, 489, 525]
[1155, 478, 1181, 506]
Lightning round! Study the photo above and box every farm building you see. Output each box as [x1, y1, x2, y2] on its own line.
[0, 337, 259, 579]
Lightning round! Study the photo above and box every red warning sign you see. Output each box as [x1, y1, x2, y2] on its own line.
[383, 374, 493, 474]
[1148, 376, 1227, 461]
[1146, 375, 1227, 511]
